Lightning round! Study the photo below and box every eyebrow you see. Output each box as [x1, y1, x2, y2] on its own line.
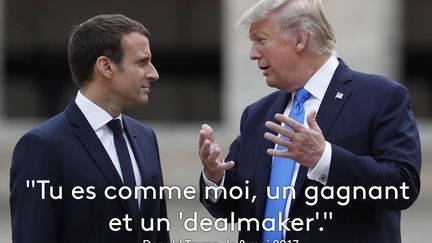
[249, 32, 264, 41]
[136, 55, 151, 63]
[250, 30, 266, 38]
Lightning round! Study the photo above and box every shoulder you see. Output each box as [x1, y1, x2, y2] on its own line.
[244, 90, 285, 115]
[337, 59, 408, 96]
[348, 70, 411, 105]
[12, 113, 70, 162]
[20, 112, 69, 143]
[237, 90, 287, 132]
[12, 113, 69, 168]
[351, 70, 405, 90]
[249, 90, 284, 106]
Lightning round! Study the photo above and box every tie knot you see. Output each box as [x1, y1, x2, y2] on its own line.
[294, 87, 310, 104]
[107, 119, 123, 135]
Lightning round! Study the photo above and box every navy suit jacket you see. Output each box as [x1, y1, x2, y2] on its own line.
[10, 100, 170, 243]
[200, 60, 421, 242]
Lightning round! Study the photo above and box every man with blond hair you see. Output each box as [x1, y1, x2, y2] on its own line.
[199, 0, 421, 242]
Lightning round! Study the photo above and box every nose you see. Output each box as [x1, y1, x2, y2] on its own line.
[249, 43, 262, 60]
[147, 63, 159, 82]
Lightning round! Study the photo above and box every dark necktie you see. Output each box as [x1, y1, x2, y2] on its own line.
[262, 87, 311, 241]
[107, 119, 140, 226]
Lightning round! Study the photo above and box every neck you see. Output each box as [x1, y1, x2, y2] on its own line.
[295, 53, 332, 90]
[80, 86, 122, 118]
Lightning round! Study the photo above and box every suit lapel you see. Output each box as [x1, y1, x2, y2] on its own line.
[65, 101, 130, 214]
[315, 59, 352, 137]
[254, 91, 291, 220]
[122, 117, 158, 185]
[122, 117, 159, 220]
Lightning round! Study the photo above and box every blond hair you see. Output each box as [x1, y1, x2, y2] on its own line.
[240, 0, 337, 55]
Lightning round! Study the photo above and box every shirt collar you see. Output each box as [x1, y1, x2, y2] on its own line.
[303, 54, 339, 101]
[75, 90, 122, 132]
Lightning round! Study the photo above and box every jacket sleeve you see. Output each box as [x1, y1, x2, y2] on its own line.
[199, 106, 251, 221]
[10, 131, 62, 243]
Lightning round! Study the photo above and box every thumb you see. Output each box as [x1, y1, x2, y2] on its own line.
[219, 160, 235, 171]
[307, 111, 320, 131]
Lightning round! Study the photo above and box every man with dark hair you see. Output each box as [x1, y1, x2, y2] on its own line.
[10, 14, 169, 243]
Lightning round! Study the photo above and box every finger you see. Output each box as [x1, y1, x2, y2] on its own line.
[207, 147, 221, 166]
[199, 139, 212, 161]
[218, 160, 235, 171]
[306, 111, 321, 132]
[199, 129, 207, 148]
[264, 121, 295, 139]
[275, 113, 303, 132]
[266, 148, 292, 159]
[201, 124, 215, 143]
[210, 142, 220, 155]
[264, 132, 292, 149]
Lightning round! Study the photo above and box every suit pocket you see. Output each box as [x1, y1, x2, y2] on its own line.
[144, 170, 162, 187]
[151, 170, 161, 177]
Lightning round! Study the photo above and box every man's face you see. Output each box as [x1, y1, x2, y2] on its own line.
[110, 32, 159, 108]
[249, 14, 303, 92]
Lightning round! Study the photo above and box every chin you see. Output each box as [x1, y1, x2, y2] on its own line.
[140, 96, 149, 105]
[130, 95, 148, 106]
[265, 79, 280, 89]
[138, 98, 149, 105]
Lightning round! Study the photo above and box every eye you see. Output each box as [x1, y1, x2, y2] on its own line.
[256, 37, 267, 45]
[137, 58, 150, 66]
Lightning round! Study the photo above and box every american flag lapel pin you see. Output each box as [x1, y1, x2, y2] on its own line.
[335, 92, 344, 100]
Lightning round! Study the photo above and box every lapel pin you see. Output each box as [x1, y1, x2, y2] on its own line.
[335, 92, 344, 100]
[132, 133, 137, 138]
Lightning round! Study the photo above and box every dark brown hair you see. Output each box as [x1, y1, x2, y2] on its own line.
[68, 14, 150, 87]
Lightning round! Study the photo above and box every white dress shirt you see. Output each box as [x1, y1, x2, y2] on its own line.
[75, 91, 142, 205]
[203, 55, 339, 218]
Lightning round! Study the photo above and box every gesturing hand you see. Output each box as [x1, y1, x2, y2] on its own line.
[264, 111, 325, 168]
[199, 124, 235, 184]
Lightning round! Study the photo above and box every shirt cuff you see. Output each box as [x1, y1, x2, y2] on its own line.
[202, 167, 225, 204]
[307, 141, 332, 185]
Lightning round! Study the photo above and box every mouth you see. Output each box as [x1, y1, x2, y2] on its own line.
[259, 65, 270, 76]
[141, 85, 150, 92]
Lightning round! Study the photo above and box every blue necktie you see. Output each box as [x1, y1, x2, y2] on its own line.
[262, 88, 310, 241]
[107, 119, 140, 226]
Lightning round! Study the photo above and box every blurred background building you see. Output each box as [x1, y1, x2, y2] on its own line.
[0, 0, 431, 242]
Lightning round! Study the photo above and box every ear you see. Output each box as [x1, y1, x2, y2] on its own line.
[95, 56, 114, 79]
[295, 30, 309, 52]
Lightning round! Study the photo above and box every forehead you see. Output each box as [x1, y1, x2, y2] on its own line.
[248, 15, 279, 38]
[121, 32, 151, 56]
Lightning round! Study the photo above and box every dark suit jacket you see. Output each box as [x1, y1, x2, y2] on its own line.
[10, 100, 170, 243]
[200, 60, 421, 243]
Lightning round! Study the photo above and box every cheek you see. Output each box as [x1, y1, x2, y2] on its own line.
[125, 70, 142, 85]
[276, 51, 295, 68]
[271, 56, 290, 73]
